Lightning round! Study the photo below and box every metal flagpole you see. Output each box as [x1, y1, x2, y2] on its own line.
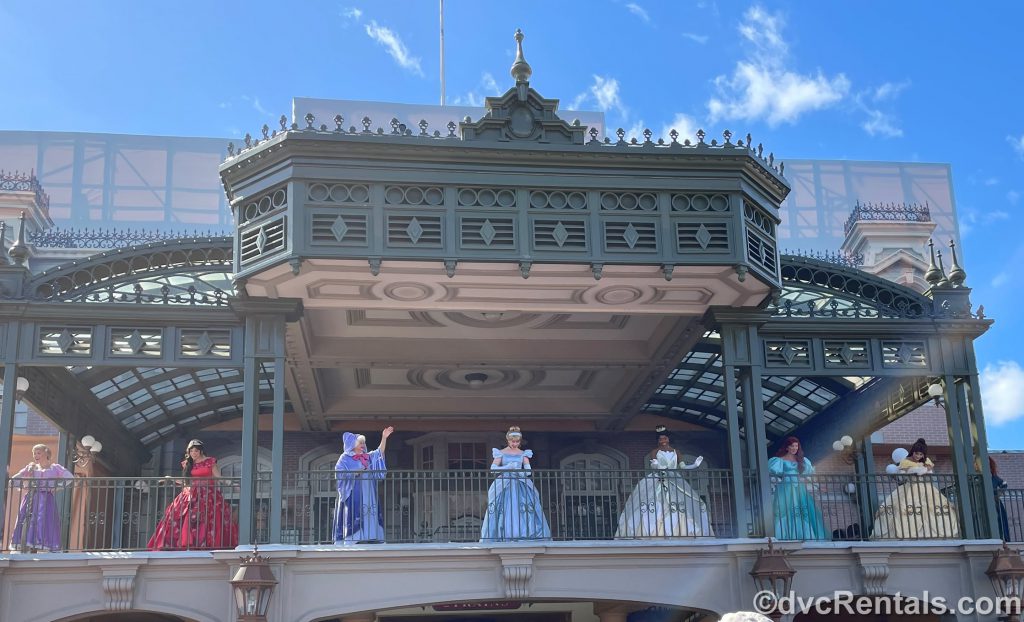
[440, 0, 446, 105]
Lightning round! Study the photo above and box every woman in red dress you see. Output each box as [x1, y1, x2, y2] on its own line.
[148, 439, 238, 550]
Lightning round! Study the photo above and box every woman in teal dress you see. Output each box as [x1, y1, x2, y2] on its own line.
[480, 426, 551, 542]
[768, 436, 828, 540]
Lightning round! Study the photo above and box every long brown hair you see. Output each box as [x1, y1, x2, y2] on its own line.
[182, 439, 205, 478]
[775, 436, 806, 473]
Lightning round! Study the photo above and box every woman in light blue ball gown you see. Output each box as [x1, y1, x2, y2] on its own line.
[480, 426, 551, 542]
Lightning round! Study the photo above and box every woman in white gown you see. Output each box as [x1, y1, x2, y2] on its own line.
[615, 430, 713, 538]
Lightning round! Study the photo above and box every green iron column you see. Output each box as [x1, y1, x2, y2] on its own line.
[269, 354, 286, 543]
[239, 319, 261, 545]
[722, 362, 747, 537]
[942, 373, 976, 539]
[0, 362, 18, 536]
[741, 365, 772, 538]
[960, 373, 999, 539]
[854, 435, 877, 539]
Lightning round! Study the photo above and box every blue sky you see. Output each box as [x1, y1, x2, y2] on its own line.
[1, 1, 1023, 444]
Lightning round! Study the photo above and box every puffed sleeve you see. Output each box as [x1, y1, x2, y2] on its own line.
[523, 450, 534, 459]
[490, 448, 509, 470]
[802, 457, 815, 474]
[768, 456, 784, 475]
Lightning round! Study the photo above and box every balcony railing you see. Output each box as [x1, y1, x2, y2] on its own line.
[1, 471, 1006, 553]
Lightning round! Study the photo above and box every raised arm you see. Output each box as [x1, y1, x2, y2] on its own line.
[376, 426, 394, 454]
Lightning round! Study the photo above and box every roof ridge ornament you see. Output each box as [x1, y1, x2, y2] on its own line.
[510, 28, 532, 84]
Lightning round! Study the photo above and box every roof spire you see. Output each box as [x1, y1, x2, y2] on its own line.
[924, 238, 942, 286]
[510, 29, 532, 84]
[935, 249, 950, 288]
[947, 239, 966, 287]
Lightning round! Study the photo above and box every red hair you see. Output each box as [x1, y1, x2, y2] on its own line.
[775, 436, 806, 473]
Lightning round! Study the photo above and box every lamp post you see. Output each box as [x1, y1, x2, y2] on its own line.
[750, 539, 796, 622]
[986, 543, 1024, 622]
[73, 435, 103, 467]
[231, 545, 277, 621]
[927, 381, 945, 407]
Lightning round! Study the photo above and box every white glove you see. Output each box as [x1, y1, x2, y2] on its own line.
[681, 456, 704, 470]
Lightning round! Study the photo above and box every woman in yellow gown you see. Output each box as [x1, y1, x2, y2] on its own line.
[872, 438, 960, 539]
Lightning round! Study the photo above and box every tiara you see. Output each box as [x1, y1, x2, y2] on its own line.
[506, 431, 523, 438]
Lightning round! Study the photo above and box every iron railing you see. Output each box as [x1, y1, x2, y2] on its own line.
[2, 471, 1008, 553]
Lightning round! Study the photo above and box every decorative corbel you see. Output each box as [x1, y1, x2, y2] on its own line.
[102, 567, 139, 611]
[444, 259, 458, 278]
[499, 553, 535, 599]
[591, 262, 604, 280]
[519, 260, 532, 279]
[661, 263, 674, 281]
[856, 552, 890, 596]
[368, 257, 382, 276]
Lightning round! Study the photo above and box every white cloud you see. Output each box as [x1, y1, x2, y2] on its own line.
[707, 6, 849, 126]
[960, 207, 1010, 237]
[984, 177, 1000, 186]
[661, 113, 700, 144]
[855, 80, 909, 138]
[1008, 190, 1020, 206]
[365, 20, 423, 77]
[240, 95, 273, 117]
[1009, 133, 1024, 158]
[342, 7, 362, 20]
[981, 361, 1024, 426]
[626, 2, 650, 22]
[682, 32, 709, 44]
[860, 108, 903, 138]
[451, 72, 503, 107]
[992, 272, 1010, 288]
[871, 80, 910, 102]
[573, 75, 628, 118]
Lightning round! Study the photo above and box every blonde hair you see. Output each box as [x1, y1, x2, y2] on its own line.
[505, 426, 523, 441]
[32, 444, 51, 459]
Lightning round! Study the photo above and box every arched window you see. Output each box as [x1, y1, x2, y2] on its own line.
[559, 448, 628, 540]
[216, 451, 275, 541]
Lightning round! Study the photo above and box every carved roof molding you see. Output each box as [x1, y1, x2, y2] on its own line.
[458, 84, 586, 145]
[459, 30, 584, 145]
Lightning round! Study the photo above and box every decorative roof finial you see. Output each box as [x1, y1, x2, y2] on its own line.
[947, 239, 966, 287]
[7, 211, 29, 266]
[935, 249, 949, 288]
[924, 238, 942, 286]
[510, 29, 532, 84]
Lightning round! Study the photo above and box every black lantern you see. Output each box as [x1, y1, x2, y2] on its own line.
[230, 546, 277, 621]
[749, 539, 796, 622]
[986, 543, 1024, 622]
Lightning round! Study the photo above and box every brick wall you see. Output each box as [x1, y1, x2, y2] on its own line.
[877, 402, 950, 446]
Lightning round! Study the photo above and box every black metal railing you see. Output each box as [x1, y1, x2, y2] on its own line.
[3, 470, 1009, 553]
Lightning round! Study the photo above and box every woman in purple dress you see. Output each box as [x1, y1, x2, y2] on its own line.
[9, 444, 75, 552]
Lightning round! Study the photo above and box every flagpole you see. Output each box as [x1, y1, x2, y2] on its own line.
[439, 0, 446, 106]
